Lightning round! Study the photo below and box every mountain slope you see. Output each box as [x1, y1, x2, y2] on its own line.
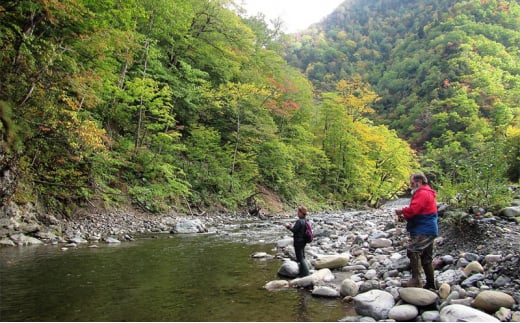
[285, 0, 520, 150]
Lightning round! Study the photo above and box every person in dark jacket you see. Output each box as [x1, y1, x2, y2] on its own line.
[395, 172, 438, 289]
[284, 205, 310, 277]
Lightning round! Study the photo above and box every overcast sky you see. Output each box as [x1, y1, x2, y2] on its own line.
[241, 0, 345, 33]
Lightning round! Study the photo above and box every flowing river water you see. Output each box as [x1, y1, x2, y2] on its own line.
[0, 227, 350, 321]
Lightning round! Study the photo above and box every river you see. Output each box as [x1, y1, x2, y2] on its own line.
[0, 231, 350, 321]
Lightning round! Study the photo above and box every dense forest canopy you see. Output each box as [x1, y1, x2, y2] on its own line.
[0, 0, 518, 217]
[285, 0, 520, 208]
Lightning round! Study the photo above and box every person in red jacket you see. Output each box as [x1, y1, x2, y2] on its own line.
[395, 172, 438, 289]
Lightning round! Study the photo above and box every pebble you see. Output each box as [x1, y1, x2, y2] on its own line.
[388, 304, 418, 321]
[471, 290, 516, 312]
[438, 282, 451, 299]
[399, 287, 438, 306]
[263, 280, 289, 291]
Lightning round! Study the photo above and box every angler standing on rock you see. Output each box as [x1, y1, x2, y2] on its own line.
[395, 172, 438, 290]
[284, 205, 310, 277]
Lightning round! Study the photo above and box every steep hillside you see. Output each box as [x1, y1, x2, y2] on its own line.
[284, 0, 520, 191]
[285, 0, 520, 141]
[285, 0, 454, 90]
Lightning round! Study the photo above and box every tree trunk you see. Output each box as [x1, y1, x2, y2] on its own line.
[133, 13, 154, 155]
[230, 109, 241, 192]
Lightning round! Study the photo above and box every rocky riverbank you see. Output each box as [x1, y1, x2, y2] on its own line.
[263, 203, 520, 322]
[1, 200, 520, 321]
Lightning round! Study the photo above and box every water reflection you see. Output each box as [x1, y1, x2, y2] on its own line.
[0, 233, 349, 321]
[294, 290, 312, 321]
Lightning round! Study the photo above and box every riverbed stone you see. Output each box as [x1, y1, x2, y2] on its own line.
[264, 280, 289, 291]
[440, 291, 459, 310]
[463, 252, 480, 262]
[383, 269, 399, 279]
[463, 260, 484, 277]
[16, 221, 41, 234]
[438, 283, 450, 299]
[497, 206, 520, 220]
[173, 219, 207, 233]
[493, 275, 511, 288]
[353, 289, 395, 320]
[33, 230, 54, 240]
[471, 290, 516, 312]
[290, 275, 314, 288]
[289, 268, 334, 288]
[312, 268, 334, 283]
[368, 238, 392, 249]
[340, 278, 359, 297]
[103, 237, 121, 244]
[436, 268, 464, 285]
[441, 254, 455, 264]
[314, 254, 349, 269]
[251, 252, 268, 258]
[440, 304, 499, 322]
[352, 254, 368, 263]
[363, 269, 377, 280]
[451, 297, 474, 307]
[461, 273, 485, 287]
[484, 254, 502, 264]
[68, 236, 88, 244]
[0, 237, 16, 246]
[359, 280, 380, 293]
[278, 260, 299, 278]
[87, 233, 101, 241]
[312, 285, 340, 298]
[390, 256, 410, 270]
[9, 233, 43, 246]
[495, 307, 512, 321]
[456, 257, 470, 268]
[421, 310, 440, 322]
[399, 287, 438, 306]
[342, 264, 366, 271]
[388, 304, 418, 321]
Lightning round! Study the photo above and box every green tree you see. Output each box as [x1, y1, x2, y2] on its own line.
[315, 79, 416, 205]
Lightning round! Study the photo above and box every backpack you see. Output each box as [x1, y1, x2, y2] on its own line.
[304, 220, 313, 243]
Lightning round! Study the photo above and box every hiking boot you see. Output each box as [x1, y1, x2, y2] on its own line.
[422, 262, 436, 290]
[298, 259, 310, 277]
[402, 276, 423, 288]
[403, 252, 423, 288]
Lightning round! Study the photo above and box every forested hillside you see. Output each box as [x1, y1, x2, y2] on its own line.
[0, 0, 518, 218]
[0, 0, 418, 217]
[285, 0, 520, 209]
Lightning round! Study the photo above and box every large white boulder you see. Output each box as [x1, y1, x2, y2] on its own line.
[440, 304, 499, 322]
[353, 289, 395, 320]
